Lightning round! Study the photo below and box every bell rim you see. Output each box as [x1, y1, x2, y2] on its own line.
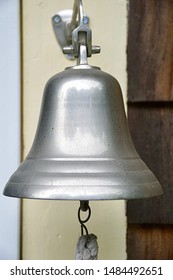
[3, 180, 163, 200]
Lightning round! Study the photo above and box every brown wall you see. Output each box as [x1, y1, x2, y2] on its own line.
[127, 0, 173, 259]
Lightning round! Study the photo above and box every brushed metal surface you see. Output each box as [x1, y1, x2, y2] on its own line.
[3, 66, 163, 199]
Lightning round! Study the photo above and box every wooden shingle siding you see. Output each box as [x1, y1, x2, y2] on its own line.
[127, 0, 173, 259]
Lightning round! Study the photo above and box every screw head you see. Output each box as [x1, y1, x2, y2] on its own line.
[53, 15, 61, 24]
[83, 16, 89, 25]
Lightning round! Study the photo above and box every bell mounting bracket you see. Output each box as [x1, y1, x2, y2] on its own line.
[52, 0, 101, 63]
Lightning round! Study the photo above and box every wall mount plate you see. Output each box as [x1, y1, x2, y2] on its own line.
[52, 10, 89, 60]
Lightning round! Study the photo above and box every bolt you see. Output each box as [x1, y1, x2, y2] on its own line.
[83, 16, 89, 25]
[92, 45, 101, 54]
[63, 46, 74, 55]
[53, 15, 61, 24]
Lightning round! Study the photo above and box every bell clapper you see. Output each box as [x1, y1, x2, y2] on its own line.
[75, 201, 99, 260]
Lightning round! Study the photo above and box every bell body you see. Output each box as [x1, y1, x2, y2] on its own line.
[3, 66, 163, 200]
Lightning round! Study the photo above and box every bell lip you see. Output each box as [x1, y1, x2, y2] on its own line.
[3, 181, 163, 200]
[3, 157, 163, 200]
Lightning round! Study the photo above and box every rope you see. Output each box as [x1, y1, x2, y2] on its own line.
[75, 233, 98, 260]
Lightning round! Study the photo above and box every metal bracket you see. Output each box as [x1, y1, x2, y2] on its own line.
[52, 10, 89, 60]
[52, 0, 100, 62]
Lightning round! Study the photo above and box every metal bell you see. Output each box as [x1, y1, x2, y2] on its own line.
[3, 0, 163, 200]
[3, 64, 163, 200]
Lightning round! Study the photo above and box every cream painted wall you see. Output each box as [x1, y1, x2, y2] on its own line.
[22, 0, 127, 260]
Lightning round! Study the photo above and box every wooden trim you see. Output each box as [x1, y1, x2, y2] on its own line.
[127, 104, 173, 224]
[127, 225, 173, 260]
[127, 0, 173, 102]
[127, 0, 173, 259]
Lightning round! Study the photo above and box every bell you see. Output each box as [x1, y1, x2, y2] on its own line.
[3, 64, 163, 200]
[3, 0, 163, 201]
